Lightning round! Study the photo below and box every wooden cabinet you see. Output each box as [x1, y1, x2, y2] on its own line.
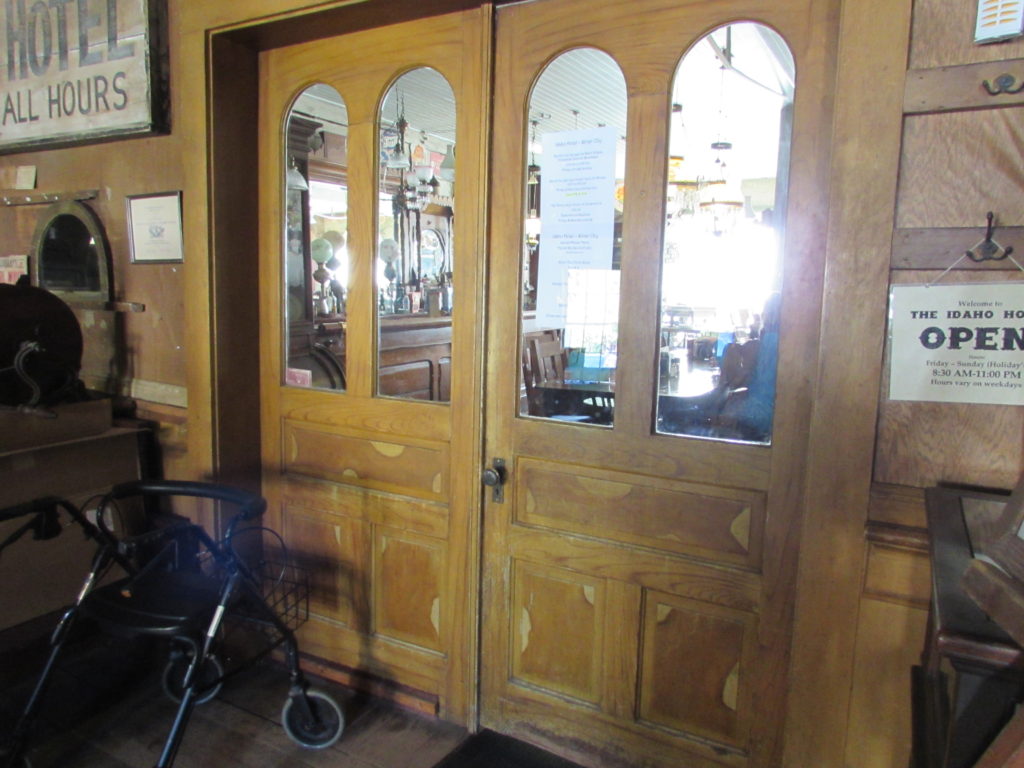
[0, 427, 147, 632]
[913, 487, 1024, 768]
[379, 317, 452, 401]
[288, 315, 453, 400]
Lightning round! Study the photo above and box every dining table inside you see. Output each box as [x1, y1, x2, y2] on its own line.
[534, 379, 615, 424]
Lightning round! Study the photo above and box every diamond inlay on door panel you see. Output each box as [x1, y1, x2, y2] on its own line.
[511, 560, 605, 704]
[639, 590, 756, 750]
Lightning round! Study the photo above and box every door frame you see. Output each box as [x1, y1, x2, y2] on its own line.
[195, 1, 889, 765]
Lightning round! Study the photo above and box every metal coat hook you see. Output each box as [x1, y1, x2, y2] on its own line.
[982, 73, 1024, 96]
[966, 211, 1013, 262]
[927, 212, 1023, 287]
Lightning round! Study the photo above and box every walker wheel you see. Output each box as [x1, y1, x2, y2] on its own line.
[281, 689, 344, 749]
[161, 651, 224, 705]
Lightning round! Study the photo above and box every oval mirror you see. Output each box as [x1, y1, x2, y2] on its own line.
[518, 48, 627, 427]
[376, 67, 456, 402]
[282, 83, 350, 392]
[655, 22, 794, 444]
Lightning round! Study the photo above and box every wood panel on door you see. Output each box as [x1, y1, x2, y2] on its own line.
[258, 9, 489, 723]
[481, 0, 836, 766]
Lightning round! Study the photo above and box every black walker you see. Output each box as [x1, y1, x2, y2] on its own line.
[0, 480, 344, 768]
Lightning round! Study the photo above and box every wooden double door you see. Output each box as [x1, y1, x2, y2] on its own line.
[257, 1, 835, 766]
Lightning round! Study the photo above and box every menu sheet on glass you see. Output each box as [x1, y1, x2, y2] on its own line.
[535, 126, 618, 328]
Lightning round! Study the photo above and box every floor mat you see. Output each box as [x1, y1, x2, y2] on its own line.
[432, 730, 587, 768]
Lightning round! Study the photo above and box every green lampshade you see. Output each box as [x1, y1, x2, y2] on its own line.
[310, 238, 333, 265]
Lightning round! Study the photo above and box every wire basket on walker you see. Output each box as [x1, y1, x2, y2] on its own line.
[0, 480, 345, 768]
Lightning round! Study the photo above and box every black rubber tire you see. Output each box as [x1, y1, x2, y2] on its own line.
[161, 651, 224, 705]
[281, 689, 344, 749]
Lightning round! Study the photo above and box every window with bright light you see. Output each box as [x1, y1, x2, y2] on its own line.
[656, 22, 794, 444]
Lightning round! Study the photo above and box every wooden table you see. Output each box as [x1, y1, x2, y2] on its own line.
[913, 486, 1024, 768]
[534, 380, 614, 424]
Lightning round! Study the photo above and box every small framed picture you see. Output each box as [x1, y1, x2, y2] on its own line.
[0, 254, 28, 284]
[127, 191, 184, 264]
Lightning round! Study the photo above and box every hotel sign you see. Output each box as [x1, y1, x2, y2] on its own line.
[0, 0, 167, 153]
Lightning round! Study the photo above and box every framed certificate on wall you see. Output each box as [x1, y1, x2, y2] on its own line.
[127, 191, 183, 264]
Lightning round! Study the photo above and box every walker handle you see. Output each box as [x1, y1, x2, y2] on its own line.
[104, 480, 267, 521]
[0, 496, 63, 523]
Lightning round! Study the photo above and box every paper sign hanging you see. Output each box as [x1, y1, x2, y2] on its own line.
[535, 126, 618, 327]
[889, 283, 1024, 405]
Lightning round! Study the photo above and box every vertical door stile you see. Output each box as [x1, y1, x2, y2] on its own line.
[441, 4, 492, 723]
[345, 106, 377, 401]
[258, 49, 287, 538]
[616, 88, 672, 437]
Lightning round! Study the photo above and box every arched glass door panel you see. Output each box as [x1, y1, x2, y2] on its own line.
[283, 83, 350, 391]
[656, 22, 794, 444]
[376, 67, 456, 402]
[519, 48, 627, 426]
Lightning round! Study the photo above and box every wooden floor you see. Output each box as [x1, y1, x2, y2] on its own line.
[1, 631, 468, 768]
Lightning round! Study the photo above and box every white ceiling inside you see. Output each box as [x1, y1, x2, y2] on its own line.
[290, 22, 793, 180]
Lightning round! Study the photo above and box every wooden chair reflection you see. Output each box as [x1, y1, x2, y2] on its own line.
[521, 342, 540, 414]
[526, 336, 610, 423]
[520, 330, 557, 408]
[531, 337, 570, 386]
[522, 337, 572, 418]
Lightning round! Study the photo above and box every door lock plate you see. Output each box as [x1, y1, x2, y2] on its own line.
[482, 458, 507, 503]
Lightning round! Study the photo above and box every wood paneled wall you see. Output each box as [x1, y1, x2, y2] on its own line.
[0, 21, 189, 398]
[909, 1, 1024, 69]
[876, 0, 1024, 496]
[1, 188, 187, 404]
[0, 12, 191, 490]
[841, 2, 1024, 767]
